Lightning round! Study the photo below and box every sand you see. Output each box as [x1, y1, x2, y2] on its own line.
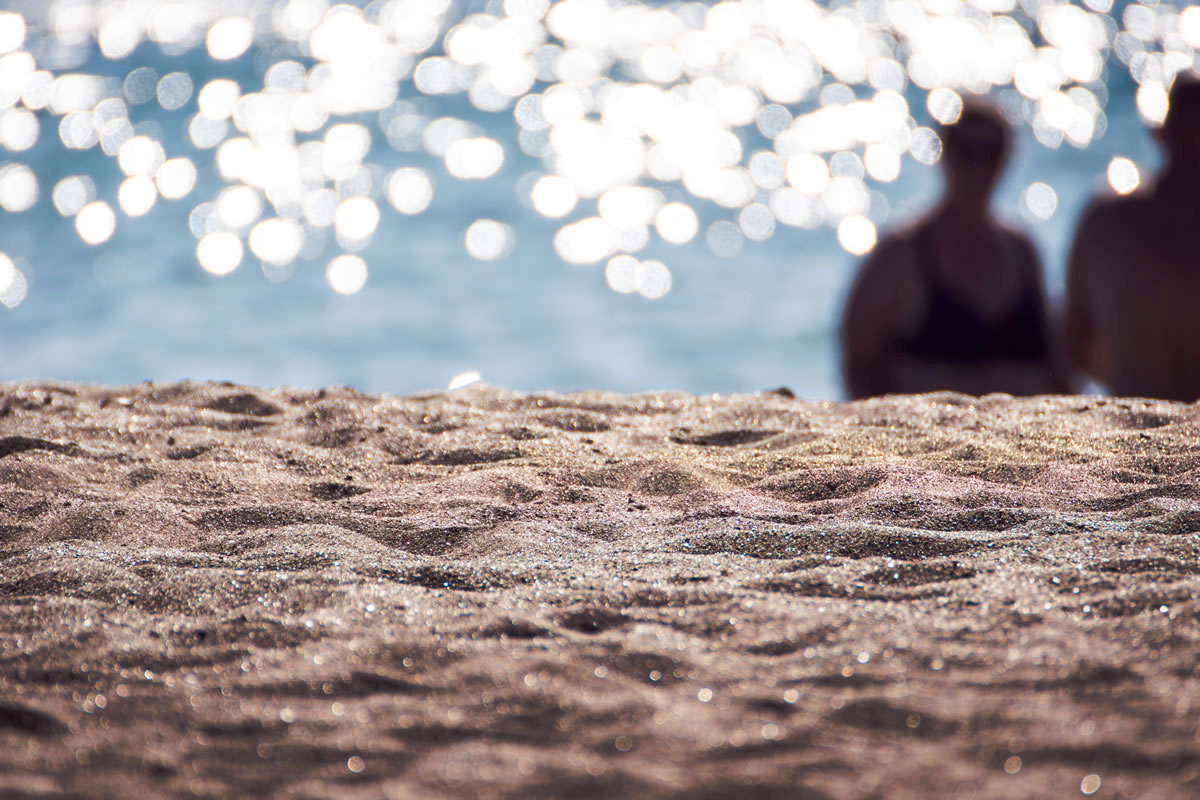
[0, 380, 1197, 799]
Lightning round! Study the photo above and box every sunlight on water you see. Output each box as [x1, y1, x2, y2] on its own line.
[385, 166, 434, 214]
[197, 231, 244, 275]
[156, 157, 198, 199]
[604, 254, 639, 293]
[530, 173, 577, 217]
[326, 253, 369, 294]
[0, 252, 16, 292]
[0, 0, 1196, 313]
[836, 215, 877, 255]
[117, 175, 157, 217]
[0, 250, 28, 309]
[554, 215, 619, 263]
[217, 185, 263, 229]
[605, 253, 673, 299]
[1106, 155, 1140, 194]
[207, 17, 256, 62]
[655, 201, 699, 244]
[75, 201, 116, 245]
[926, 87, 963, 124]
[444, 135, 505, 178]
[465, 218, 517, 261]
[249, 217, 305, 266]
[52, 175, 94, 216]
[635, 258, 673, 299]
[0, 162, 36, 212]
[334, 196, 381, 245]
[1022, 180, 1059, 221]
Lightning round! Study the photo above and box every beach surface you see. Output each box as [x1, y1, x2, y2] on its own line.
[0, 381, 1198, 799]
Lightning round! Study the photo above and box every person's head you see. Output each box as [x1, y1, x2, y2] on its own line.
[939, 99, 1012, 205]
[1158, 73, 1200, 160]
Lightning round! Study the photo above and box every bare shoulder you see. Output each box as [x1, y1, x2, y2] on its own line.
[1069, 192, 1155, 286]
[1075, 190, 1151, 237]
[844, 225, 916, 321]
[856, 225, 920, 281]
[996, 224, 1040, 261]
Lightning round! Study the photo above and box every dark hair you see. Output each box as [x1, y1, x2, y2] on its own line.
[939, 99, 1012, 167]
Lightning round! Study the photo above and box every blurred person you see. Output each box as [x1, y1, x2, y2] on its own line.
[1064, 74, 1200, 402]
[840, 100, 1068, 399]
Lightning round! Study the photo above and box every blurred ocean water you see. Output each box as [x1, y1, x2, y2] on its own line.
[0, 0, 1186, 398]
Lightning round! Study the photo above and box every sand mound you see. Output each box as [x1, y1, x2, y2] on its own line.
[0, 381, 1197, 798]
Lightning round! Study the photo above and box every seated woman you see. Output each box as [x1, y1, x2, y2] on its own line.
[839, 101, 1069, 399]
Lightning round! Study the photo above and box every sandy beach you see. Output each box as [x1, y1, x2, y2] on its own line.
[0, 380, 1197, 799]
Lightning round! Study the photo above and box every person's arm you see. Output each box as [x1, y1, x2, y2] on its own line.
[840, 237, 918, 399]
[1063, 207, 1111, 386]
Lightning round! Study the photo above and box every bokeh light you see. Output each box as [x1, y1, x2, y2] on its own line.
[635, 259, 672, 300]
[0, 250, 28, 309]
[531, 174, 576, 218]
[326, 254, 369, 295]
[118, 136, 166, 177]
[1023, 181, 1059, 221]
[157, 72, 194, 111]
[385, 167, 434, 215]
[445, 137, 504, 179]
[75, 201, 117, 245]
[926, 88, 963, 125]
[0, 108, 38, 151]
[156, 157, 198, 199]
[1106, 157, 1140, 195]
[52, 175, 95, 216]
[909, 128, 942, 166]
[304, 188, 339, 227]
[207, 17, 255, 61]
[787, 154, 830, 195]
[0, 163, 37, 212]
[197, 231, 243, 275]
[655, 202, 699, 245]
[1136, 82, 1168, 125]
[837, 215, 877, 256]
[0, 0, 1187, 311]
[197, 79, 240, 120]
[465, 219, 516, 261]
[706, 220, 744, 259]
[605, 255, 639, 294]
[554, 217, 618, 264]
[216, 185, 263, 229]
[0, 13, 26, 56]
[249, 217, 304, 266]
[0, 251, 16, 293]
[739, 203, 776, 242]
[123, 67, 157, 105]
[118, 176, 157, 217]
[335, 196, 381, 244]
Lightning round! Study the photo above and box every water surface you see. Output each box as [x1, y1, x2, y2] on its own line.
[0, 0, 1185, 397]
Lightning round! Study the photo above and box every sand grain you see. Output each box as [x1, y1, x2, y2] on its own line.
[0, 382, 1198, 799]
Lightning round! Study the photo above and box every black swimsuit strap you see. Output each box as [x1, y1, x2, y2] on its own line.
[901, 226, 1048, 363]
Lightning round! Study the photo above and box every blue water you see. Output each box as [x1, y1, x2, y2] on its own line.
[0, 1, 1167, 398]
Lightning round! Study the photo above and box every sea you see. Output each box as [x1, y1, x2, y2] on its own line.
[0, 0, 1183, 399]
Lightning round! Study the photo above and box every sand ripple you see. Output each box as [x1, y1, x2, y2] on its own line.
[0, 382, 1198, 798]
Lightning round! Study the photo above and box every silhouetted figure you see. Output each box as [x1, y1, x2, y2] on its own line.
[1064, 75, 1200, 402]
[840, 100, 1068, 399]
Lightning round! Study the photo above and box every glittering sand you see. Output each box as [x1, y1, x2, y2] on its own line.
[1, 381, 1198, 799]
